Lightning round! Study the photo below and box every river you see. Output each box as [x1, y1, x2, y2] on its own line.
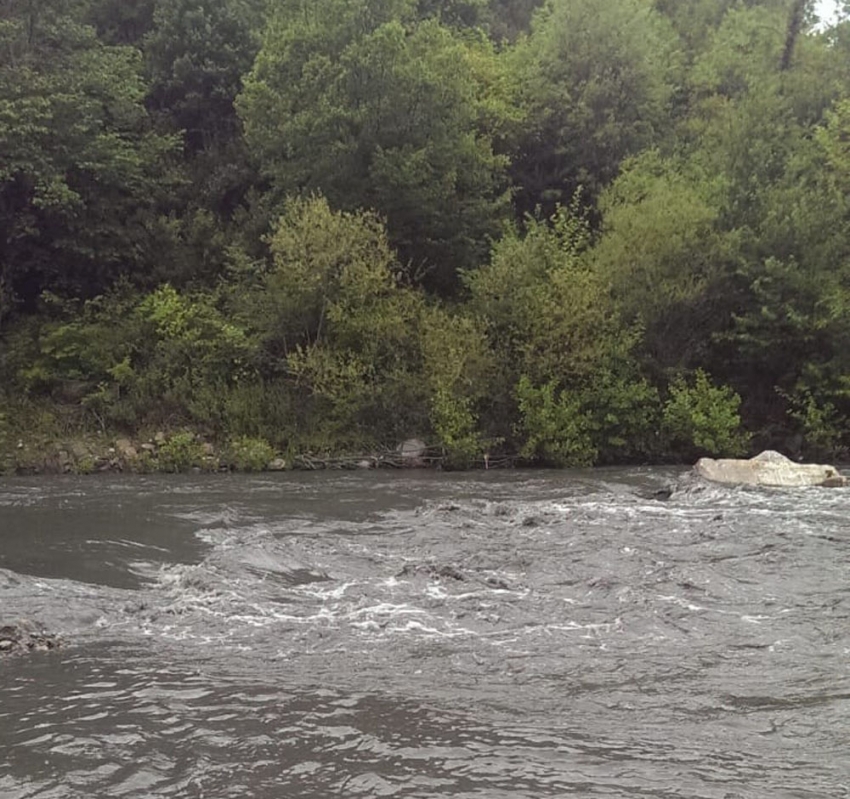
[1, 469, 848, 797]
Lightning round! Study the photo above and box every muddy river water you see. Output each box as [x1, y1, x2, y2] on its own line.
[1, 469, 849, 797]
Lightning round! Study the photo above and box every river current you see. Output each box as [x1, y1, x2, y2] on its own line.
[1, 469, 848, 798]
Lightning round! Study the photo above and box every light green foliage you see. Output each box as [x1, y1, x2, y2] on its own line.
[662, 370, 748, 458]
[238, 4, 511, 290]
[467, 202, 645, 455]
[156, 431, 205, 472]
[256, 196, 399, 348]
[248, 196, 427, 447]
[130, 285, 257, 427]
[468, 202, 627, 385]
[420, 308, 493, 464]
[514, 369, 659, 466]
[515, 376, 595, 467]
[224, 435, 274, 471]
[591, 151, 734, 369]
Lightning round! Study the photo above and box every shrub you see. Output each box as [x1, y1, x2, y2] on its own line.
[421, 310, 493, 467]
[156, 432, 205, 473]
[783, 387, 847, 458]
[515, 376, 596, 466]
[224, 436, 274, 472]
[582, 371, 661, 463]
[662, 370, 749, 459]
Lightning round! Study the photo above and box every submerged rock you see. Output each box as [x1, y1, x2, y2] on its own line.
[695, 450, 847, 488]
[397, 563, 466, 581]
[0, 621, 62, 657]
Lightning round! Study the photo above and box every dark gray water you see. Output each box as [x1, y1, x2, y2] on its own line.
[1, 469, 849, 798]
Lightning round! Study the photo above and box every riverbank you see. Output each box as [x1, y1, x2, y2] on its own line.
[0, 430, 513, 476]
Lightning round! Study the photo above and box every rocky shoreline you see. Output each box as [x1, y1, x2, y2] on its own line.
[1, 433, 497, 476]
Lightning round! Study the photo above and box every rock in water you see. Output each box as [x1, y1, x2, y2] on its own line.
[695, 450, 846, 488]
[0, 621, 62, 656]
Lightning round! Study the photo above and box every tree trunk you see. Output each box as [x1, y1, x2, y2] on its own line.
[780, 0, 808, 71]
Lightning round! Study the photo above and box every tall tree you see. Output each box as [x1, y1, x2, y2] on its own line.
[145, 0, 265, 153]
[237, 0, 512, 292]
[0, 0, 176, 324]
[508, 0, 678, 216]
[86, 0, 156, 45]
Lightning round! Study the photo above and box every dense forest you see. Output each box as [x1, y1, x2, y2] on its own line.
[2, 0, 850, 471]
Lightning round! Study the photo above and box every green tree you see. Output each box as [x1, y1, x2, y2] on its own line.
[716, 101, 850, 450]
[590, 151, 737, 372]
[467, 204, 626, 388]
[238, 3, 511, 292]
[420, 307, 494, 464]
[661, 370, 748, 458]
[0, 0, 177, 324]
[240, 196, 429, 446]
[486, 0, 543, 41]
[466, 204, 655, 460]
[509, 0, 678, 215]
[86, 0, 156, 45]
[145, 0, 265, 152]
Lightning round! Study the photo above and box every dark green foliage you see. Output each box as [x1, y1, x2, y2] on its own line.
[0, 0, 179, 319]
[508, 0, 679, 215]
[86, 0, 156, 45]
[145, 0, 265, 152]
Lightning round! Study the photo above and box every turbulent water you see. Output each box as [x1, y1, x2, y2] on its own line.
[1, 469, 849, 798]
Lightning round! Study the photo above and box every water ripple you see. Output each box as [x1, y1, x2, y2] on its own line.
[1, 470, 849, 796]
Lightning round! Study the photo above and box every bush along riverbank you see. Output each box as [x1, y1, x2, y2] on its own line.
[1, 430, 278, 476]
[0, 355, 807, 476]
[3, 197, 849, 470]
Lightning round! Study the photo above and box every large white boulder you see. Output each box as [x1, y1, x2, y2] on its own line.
[695, 450, 846, 488]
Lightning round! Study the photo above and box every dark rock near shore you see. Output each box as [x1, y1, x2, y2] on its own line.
[0, 621, 62, 657]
